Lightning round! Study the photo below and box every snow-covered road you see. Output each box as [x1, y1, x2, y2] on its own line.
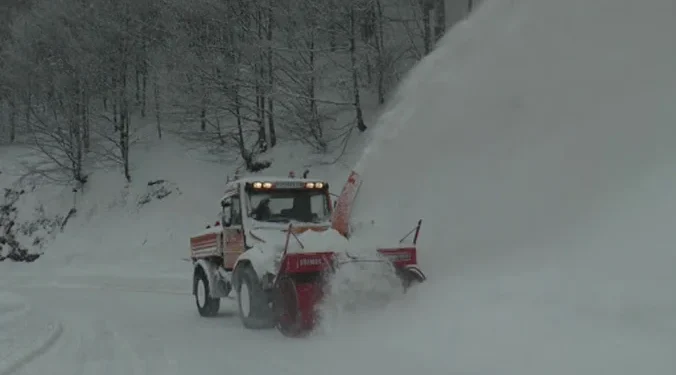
[4, 277, 230, 375]
[0, 271, 425, 375]
[2, 272, 305, 375]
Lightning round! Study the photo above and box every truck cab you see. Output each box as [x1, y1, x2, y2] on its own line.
[217, 177, 333, 270]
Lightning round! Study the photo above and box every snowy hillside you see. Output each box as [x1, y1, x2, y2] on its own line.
[1, 0, 676, 373]
[0, 146, 73, 262]
[0, 135, 364, 276]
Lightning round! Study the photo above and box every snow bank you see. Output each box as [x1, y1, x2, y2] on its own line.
[0, 147, 73, 262]
[0, 291, 62, 375]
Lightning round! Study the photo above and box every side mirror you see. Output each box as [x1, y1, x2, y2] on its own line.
[221, 199, 231, 208]
[329, 192, 339, 209]
[222, 213, 232, 227]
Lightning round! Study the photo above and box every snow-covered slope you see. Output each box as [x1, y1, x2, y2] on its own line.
[341, 0, 676, 372]
[1, 137, 359, 280]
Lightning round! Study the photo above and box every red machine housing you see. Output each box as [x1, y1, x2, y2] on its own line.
[272, 220, 425, 337]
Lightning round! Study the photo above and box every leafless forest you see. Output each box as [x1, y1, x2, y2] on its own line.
[0, 0, 476, 184]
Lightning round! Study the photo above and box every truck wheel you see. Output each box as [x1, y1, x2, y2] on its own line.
[273, 275, 307, 337]
[194, 267, 220, 317]
[235, 265, 274, 329]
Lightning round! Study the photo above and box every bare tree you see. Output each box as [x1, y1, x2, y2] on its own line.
[434, 0, 446, 42]
[1, 0, 471, 172]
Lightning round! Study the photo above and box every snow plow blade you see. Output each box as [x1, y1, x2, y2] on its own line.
[271, 220, 425, 337]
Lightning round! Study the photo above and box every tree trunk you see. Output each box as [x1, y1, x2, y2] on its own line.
[119, 67, 131, 182]
[375, 0, 386, 104]
[141, 40, 148, 118]
[117, 19, 132, 183]
[421, 0, 432, 54]
[124, 107, 131, 182]
[135, 66, 141, 106]
[256, 8, 267, 151]
[120, 105, 130, 182]
[112, 73, 118, 125]
[308, 34, 326, 151]
[349, 6, 367, 132]
[234, 85, 252, 169]
[434, 0, 446, 42]
[154, 69, 162, 139]
[81, 83, 90, 152]
[266, 4, 276, 147]
[200, 83, 207, 131]
[71, 84, 84, 184]
[9, 100, 16, 143]
[25, 91, 31, 129]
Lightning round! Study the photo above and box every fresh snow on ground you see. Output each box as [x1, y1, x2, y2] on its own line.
[0, 291, 62, 375]
[2, 0, 676, 373]
[289, 228, 353, 253]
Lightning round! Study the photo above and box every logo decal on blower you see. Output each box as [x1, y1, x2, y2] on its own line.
[298, 258, 323, 267]
[382, 252, 412, 262]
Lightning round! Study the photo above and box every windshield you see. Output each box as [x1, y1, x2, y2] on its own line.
[248, 189, 330, 224]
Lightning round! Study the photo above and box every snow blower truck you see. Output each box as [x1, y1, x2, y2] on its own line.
[188, 171, 425, 337]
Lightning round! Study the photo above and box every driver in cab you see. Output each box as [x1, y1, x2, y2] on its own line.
[253, 197, 272, 221]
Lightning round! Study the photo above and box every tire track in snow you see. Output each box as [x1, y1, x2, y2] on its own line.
[10, 312, 146, 375]
[0, 291, 63, 375]
[0, 292, 30, 326]
[0, 321, 63, 375]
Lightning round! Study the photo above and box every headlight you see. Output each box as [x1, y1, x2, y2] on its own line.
[252, 182, 263, 189]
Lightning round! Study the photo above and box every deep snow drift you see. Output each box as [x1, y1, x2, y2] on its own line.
[337, 0, 676, 372]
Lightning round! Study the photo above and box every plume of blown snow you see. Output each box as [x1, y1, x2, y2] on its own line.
[311, 0, 676, 373]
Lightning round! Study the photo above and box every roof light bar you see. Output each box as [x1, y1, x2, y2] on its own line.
[250, 181, 327, 189]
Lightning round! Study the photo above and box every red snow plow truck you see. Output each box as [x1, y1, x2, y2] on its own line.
[188, 171, 425, 337]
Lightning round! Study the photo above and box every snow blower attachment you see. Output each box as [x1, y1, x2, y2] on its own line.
[188, 171, 425, 337]
[272, 220, 425, 337]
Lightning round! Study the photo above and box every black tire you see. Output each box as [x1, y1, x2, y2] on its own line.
[194, 267, 220, 317]
[273, 276, 308, 337]
[235, 264, 275, 329]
